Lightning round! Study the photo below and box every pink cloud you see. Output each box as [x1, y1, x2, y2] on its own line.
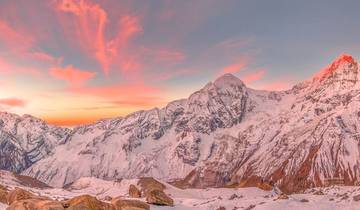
[0, 20, 34, 52]
[69, 83, 164, 108]
[219, 56, 250, 75]
[242, 69, 267, 84]
[29, 51, 63, 64]
[0, 57, 43, 78]
[50, 65, 96, 87]
[55, 0, 142, 76]
[0, 98, 26, 108]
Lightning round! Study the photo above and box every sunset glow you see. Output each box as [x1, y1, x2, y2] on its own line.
[0, 0, 360, 126]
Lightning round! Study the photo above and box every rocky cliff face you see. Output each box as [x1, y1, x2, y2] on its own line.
[4, 54, 360, 193]
[0, 113, 71, 173]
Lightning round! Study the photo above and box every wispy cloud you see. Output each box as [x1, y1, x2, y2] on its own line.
[50, 65, 96, 87]
[55, 0, 142, 76]
[0, 98, 26, 108]
[242, 69, 267, 84]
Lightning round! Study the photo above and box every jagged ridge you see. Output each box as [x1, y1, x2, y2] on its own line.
[2, 54, 360, 193]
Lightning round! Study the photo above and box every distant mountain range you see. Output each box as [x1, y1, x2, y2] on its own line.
[1, 54, 360, 193]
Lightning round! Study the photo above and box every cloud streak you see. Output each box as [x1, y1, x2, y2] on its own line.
[50, 65, 96, 87]
[55, 0, 142, 76]
[0, 98, 26, 108]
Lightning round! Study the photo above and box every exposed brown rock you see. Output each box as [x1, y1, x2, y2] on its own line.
[300, 198, 309, 202]
[112, 198, 150, 210]
[0, 184, 7, 191]
[146, 189, 174, 206]
[216, 207, 226, 210]
[6, 199, 65, 210]
[12, 174, 50, 189]
[65, 195, 115, 210]
[137, 177, 166, 196]
[256, 182, 273, 191]
[128, 185, 141, 198]
[0, 186, 8, 204]
[274, 193, 289, 200]
[6, 188, 38, 205]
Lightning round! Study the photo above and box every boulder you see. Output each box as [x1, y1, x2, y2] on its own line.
[146, 189, 174, 206]
[112, 198, 150, 210]
[128, 185, 141, 198]
[7, 199, 65, 210]
[138, 178, 165, 196]
[6, 188, 38, 205]
[64, 195, 115, 210]
[256, 182, 273, 191]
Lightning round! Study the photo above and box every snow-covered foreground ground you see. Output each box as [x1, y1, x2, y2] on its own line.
[1, 170, 360, 210]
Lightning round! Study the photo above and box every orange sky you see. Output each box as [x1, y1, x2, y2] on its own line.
[0, 0, 359, 126]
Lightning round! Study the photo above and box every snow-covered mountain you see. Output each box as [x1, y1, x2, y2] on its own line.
[0, 112, 71, 173]
[3, 54, 360, 193]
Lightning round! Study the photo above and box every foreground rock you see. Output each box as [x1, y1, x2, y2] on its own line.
[146, 189, 174, 206]
[112, 198, 150, 210]
[138, 177, 166, 196]
[128, 185, 141, 198]
[7, 199, 64, 210]
[6, 188, 39, 205]
[0, 185, 8, 204]
[65, 195, 114, 210]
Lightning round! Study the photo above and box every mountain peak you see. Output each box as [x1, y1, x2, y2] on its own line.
[313, 53, 358, 84]
[331, 53, 357, 70]
[213, 73, 245, 87]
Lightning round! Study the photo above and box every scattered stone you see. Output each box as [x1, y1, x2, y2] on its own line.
[104, 196, 112, 201]
[112, 198, 150, 210]
[274, 193, 289, 200]
[353, 194, 360, 201]
[6, 188, 38, 205]
[229, 194, 239, 200]
[129, 184, 141, 198]
[313, 190, 324, 195]
[216, 207, 226, 210]
[7, 199, 65, 210]
[329, 198, 334, 201]
[245, 204, 256, 210]
[341, 195, 349, 200]
[300, 198, 309, 202]
[146, 189, 174, 206]
[65, 194, 115, 210]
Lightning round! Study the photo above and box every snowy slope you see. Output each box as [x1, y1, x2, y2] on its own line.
[0, 112, 71, 173]
[17, 54, 360, 193]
